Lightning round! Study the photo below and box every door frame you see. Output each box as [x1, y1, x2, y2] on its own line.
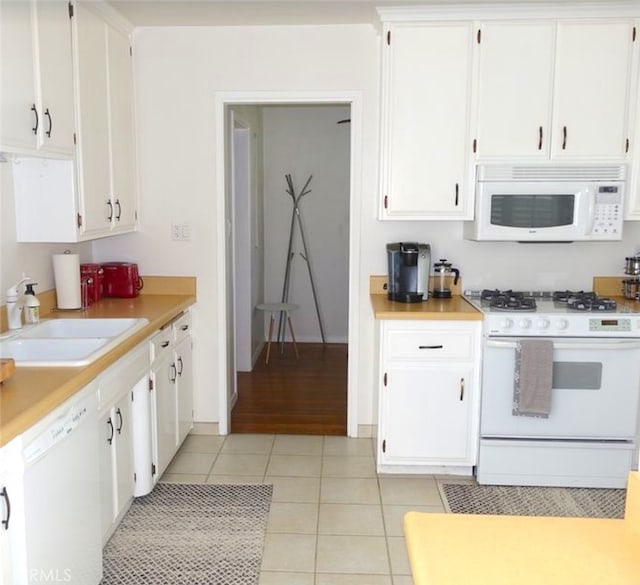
[230, 113, 253, 373]
[214, 90, 363, 436]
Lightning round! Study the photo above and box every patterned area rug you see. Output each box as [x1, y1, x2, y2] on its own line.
[102, 483, 273, 585]
[441, 483, 625, 518]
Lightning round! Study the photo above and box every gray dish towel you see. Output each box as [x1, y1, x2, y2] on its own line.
[513, 339, 553, 418]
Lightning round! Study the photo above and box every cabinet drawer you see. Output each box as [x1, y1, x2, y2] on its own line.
[150, 328, 173, 361]
[384, 329, 475, 361]
[173, 312, 192, 342]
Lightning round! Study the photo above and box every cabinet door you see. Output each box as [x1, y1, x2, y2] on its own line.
[0, 449, 12, 585]
[74, 4, 112, 238]
[98, 409, 116, 542]
[475, 22, 555, 158]
[382, 23, 474, 219]
[175, 335, 194, 446]
[152, 350, 178, 478]
[0, 0, 38, 151]
[113, 392, 135, 519]
[381, 366, 474, 464]
[33, 0, 75, 154]
[551, 21, 635, 159]
[107, 25, 137, 233]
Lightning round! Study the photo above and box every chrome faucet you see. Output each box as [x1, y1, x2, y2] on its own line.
[6, 276, 31, 330]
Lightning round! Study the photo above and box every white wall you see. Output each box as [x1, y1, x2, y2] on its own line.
[91, 22, 640, 430]
[262, 104, 350, 343]
[92, 24, 381, 425]
[0, 162, 92, 302]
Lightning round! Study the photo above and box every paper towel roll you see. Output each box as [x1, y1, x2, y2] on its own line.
[53, 253, 81, 309]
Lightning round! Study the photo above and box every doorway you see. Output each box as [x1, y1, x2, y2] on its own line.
[215, 91, 363, 437]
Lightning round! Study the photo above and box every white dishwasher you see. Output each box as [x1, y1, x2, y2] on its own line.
[7, 382, 102, 585]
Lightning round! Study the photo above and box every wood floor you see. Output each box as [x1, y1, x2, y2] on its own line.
[231, 342, 348, 435]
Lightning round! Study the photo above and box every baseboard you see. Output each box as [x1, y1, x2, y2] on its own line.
[190, 422, 220, 435]
[357, 424, 374, 438]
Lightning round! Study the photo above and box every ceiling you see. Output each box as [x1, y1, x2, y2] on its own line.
[104, 0, 556, 27]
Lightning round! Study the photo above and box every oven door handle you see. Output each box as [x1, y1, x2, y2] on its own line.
[486, 339, 640, 351]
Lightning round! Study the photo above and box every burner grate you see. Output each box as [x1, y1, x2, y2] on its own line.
[480, 290, 537, 312]
[567, 297, 617, 312]
[553, 290, 597, 303]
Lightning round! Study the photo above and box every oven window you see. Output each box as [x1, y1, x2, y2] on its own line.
[490, 194, 575, 228]
[552, 362, 602, 390]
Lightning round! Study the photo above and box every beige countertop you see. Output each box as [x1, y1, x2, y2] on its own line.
[404, 472, 640, 585]
[371, 294, 482, 321]
[369, 274, 482, 321]
[0, 286, 195, 447]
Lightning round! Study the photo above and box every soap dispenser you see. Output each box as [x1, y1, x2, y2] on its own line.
[6, 276, 30, 330]
[24, 282, 40, 324]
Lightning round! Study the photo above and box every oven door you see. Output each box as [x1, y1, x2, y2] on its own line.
[481, 337, 640, 439]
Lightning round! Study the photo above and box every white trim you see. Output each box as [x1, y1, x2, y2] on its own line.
[215, 90, 362, 437]
[377, 2, 640, 22]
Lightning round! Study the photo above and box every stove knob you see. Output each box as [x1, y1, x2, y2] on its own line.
[518, 319, 531, 329]
[556, 319, 569, 330]
[500, 318, 513, 329]
[537, 318, 550, 330]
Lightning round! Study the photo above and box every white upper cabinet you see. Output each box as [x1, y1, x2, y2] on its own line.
[73, 3, 138, 239]
[73, 3, 111, 237]
[551, 21, 635, 159]
[475, 22, 555, 159]
[0, 0, 75, 156]
[380, 23, 475, 220]
[475, 19, 636, 160]
[107, 25, 137, 233]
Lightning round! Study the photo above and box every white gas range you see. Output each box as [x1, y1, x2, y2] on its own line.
[465, 289, 640, 488]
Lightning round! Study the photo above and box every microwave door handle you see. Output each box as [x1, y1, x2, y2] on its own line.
[586, 186, 597, 235]
[486, 339, 640, 351]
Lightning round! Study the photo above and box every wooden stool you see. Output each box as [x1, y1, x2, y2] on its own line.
[256, 303, 300, 364]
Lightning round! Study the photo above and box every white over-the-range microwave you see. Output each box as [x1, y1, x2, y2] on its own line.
[463, 164, 627, 242]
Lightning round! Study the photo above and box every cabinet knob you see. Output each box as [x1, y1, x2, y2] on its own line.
[30, 104, 39, 135]
[115, 408, 123, 434]
[44, 108, 52, 138]
[107, 417, 114, 445]
[538, 126, 543, 150]
[170, 363, 177, 383]
[1, 486, 10, 530]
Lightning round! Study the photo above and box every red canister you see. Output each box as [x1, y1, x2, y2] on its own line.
[80, 263, 104, 305]
[101, 262, 143, 298]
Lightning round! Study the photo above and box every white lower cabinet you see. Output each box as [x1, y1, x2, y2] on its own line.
[148, 311, 194, 483]
[98, 343, 148, 544]
[151, 326, 178, 479]
[0, 307, 196, 582]
[376, 320, 482, 474]
[174, 313, 194, 446]
[0, 446, 13, 585]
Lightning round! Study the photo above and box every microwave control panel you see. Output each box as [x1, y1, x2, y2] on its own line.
[591, 186, 623, 238]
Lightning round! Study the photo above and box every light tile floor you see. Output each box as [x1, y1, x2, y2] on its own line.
[160, 433, 468, 585]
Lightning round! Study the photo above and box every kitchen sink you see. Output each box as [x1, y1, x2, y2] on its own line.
[0, 317, 149, 367]
[19, 318, 147, 339]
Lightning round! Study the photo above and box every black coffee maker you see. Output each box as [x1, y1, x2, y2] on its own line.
[386, 242, 431, 303]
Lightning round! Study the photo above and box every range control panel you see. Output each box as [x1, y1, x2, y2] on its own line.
[485, 314, 640, 337]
